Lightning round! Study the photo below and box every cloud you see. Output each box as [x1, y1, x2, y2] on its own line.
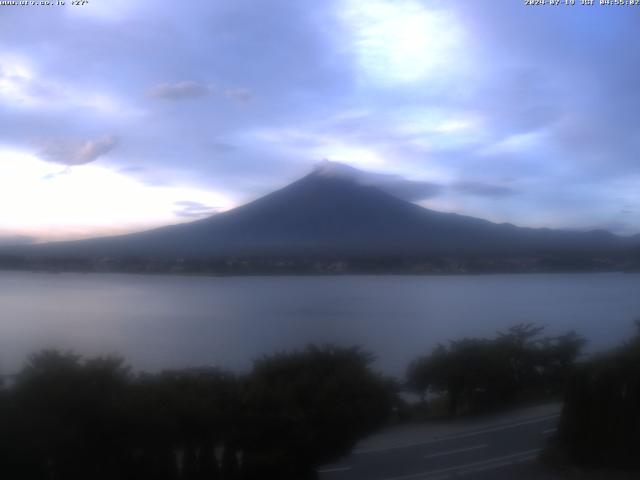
[317, 160, 514, 201]
[174, 200, 220, 218]
[379, 180, 443, 201]
[147, 82, 251, 104]
[340, 0, 467, 85]
[38, 135, 118, 166]
[453, 181, 518, 198]
[148, 81, 213, 100]
[314, 160, 442, 201]
[225, 88, 252, 103]
[0, 149, 233, 242]
[0, 56, 140, 118]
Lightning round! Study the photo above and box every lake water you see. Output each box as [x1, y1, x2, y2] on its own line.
[1, 272, 639, 377]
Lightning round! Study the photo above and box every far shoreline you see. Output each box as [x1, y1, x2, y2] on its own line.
[0, 267, 636, 279]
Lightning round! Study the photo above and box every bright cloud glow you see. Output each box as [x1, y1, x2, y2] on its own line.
[435, 119, 475, 134]
[249, 127, 390, 172]
[0, 59, 37, 107]
[341, 0, 466, 84]
[313, 143, 387, 171]
[391, 108, 485, 152]
[0, 55, 141, 117]
[0, 149, 232, 242]
[248, 124, 453, 185]
[396, 109, 481, 136]
[480, 131, 548, 156]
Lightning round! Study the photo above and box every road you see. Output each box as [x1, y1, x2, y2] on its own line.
[318, 403, 562, 480]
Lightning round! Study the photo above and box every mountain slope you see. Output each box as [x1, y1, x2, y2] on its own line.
[9, 166, 634, 259]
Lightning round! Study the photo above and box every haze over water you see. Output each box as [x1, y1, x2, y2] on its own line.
[1, 271, 639, 377]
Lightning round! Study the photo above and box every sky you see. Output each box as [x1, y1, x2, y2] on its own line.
[1, 0, 639, 243]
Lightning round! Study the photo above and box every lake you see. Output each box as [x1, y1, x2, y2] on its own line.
[1, 271, 639, 377]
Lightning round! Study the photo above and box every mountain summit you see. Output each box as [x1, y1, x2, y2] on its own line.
[311, 159, 361, 180]
[9, 163, 633, 259]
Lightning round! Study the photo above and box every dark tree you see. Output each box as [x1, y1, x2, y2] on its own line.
[5, 351, 132, 479]
[0, 345, 395, 479]
[240, 345, 396, 479]
[556, 323, 640, 470]
[407, 324, 585, 417]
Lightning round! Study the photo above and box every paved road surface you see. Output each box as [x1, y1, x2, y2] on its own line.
[318, 404, 562, 480]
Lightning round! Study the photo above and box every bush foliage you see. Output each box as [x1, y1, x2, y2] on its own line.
[555, 323, 640, 469]
[406, 324, 585, 416]
[0, 346, 395, 480]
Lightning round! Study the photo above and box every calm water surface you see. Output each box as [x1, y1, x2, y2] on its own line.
[1, 272, 639, 376]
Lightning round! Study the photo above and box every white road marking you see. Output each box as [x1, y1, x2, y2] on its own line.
[542, 428, 557, 435]
[354, 413, 559, 454]
[379, 448, 542, 480]
[317, 466, 352, 474]
[423, 444, 488, 459]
